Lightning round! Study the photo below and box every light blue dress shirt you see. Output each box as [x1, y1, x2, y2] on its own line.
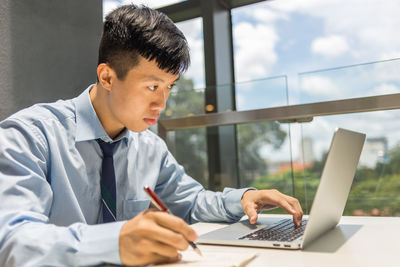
[0, 85, 249, 266]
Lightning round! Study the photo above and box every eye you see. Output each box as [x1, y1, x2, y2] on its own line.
[148, 85, 158, 91]
[168, 84, 176, 90]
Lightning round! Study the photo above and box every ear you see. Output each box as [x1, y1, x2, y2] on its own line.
[97, 63, 116, 92]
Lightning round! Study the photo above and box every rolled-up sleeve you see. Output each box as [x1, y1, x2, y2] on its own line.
[0, 119, 123, 266]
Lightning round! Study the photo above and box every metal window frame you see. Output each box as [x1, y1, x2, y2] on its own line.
[157, 0, 268, 22]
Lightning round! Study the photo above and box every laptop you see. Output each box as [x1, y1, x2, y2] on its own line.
[198, 128, 366, 249]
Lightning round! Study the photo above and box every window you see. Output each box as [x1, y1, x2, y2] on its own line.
[232, 0, 400, 216]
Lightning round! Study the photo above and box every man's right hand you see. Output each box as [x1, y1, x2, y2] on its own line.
[119, 210, 198, 266]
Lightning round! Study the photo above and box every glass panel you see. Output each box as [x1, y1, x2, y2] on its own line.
[176, 18, 205, 90]
[293, 110, 400, 216]
[232, 0, 400, 217]
[236, 76, 288, 111]
[158, 18, 206, 119]
[236, 76, 292, 193]
[239, 122, 293, 194]
[297, 59, 400, 104]
[161, 78, 205, 119]
[166, 128, 209, 188]
[231, 0, 400, 104]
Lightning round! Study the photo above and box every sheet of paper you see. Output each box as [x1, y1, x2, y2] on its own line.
[154, 248, 258, 267]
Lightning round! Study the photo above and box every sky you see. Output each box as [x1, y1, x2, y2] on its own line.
[102, 0, 400, 163]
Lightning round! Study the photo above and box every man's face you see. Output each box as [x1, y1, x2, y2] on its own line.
[107, 56, 179, 133]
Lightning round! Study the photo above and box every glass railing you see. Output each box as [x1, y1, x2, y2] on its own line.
[160, 75, 289, 120]
[295, 58, 400, 104]
[236, 75, 288, 111]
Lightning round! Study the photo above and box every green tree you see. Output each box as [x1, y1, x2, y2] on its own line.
[237, 122, 287, 187]
[249, 144, 400, 216]
[347, 144, 400, 216]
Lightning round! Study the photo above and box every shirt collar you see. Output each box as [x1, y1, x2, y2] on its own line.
[74, 84, 129, 143]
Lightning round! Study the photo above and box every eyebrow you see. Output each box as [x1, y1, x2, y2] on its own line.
[143, 74, 180, 83]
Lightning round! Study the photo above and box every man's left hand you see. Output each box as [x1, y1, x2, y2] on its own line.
[241, 189, 303, 226]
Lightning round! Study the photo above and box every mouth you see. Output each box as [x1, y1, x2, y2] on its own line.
[144, 117, 158, 126]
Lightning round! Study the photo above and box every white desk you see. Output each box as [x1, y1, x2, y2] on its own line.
[190, 214, 400, 267]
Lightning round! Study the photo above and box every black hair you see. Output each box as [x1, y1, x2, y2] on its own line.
[98, 4, 190, 80]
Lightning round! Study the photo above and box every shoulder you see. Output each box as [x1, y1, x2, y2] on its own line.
[4, 99, 75, 127]
[1, 99, 76, 146]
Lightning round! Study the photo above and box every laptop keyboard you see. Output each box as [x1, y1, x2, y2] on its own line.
[238, 218, 308, 242]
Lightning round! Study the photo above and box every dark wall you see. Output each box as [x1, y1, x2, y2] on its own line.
[0, 0, 102, 120]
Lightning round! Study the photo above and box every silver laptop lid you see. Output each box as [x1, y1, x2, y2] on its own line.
[301, 128, 365, 248]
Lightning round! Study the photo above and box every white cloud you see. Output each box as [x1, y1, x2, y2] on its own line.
[299, 76, 341, 98]
[176, 18, 205, 89]
[311, 35, 349, 58]
[233, 22, 279, 82]
[271, 0, 400, 61]
[251, 6, 289, 23]
[268, 0, 324, 13]
[102, 0, 120, 18]
[372, 83, 400, 95]
[373, 60, 400, 82]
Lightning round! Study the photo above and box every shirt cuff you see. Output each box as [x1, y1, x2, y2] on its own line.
[223, 187, 256, 221]
[76, 220, 126, 265]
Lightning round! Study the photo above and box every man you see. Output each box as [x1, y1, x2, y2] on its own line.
[0, 4, 303, 266]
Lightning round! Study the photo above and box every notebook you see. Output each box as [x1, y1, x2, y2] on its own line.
[198, 128, 365, 250]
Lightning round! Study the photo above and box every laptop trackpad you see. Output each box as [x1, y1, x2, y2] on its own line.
[199, 217, 282, 241]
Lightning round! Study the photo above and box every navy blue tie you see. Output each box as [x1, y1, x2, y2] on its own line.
[98, 140, 119, 223]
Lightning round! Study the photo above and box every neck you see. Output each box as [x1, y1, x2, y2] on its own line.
[90, 83, 125, 139]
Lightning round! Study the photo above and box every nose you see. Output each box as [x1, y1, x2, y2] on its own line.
[152, 87, 168, 111]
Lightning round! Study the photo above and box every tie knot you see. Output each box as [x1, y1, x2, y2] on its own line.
[98, 141, 118, 157]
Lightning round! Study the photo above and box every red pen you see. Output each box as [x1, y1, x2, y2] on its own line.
[144, 185, 202, 256]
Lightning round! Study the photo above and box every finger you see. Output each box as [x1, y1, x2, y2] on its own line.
[243, 202, 259, 224]
[281, 198, 303, 227]
[277, 198, 300, 226]
[278, 198, 296, 214]
[145, 239, 181, 258]
[284, 197, 303, 226]
[145, 223, 190, 251]
[152, 212, 198, 241]
[290, 198, 303, 226]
